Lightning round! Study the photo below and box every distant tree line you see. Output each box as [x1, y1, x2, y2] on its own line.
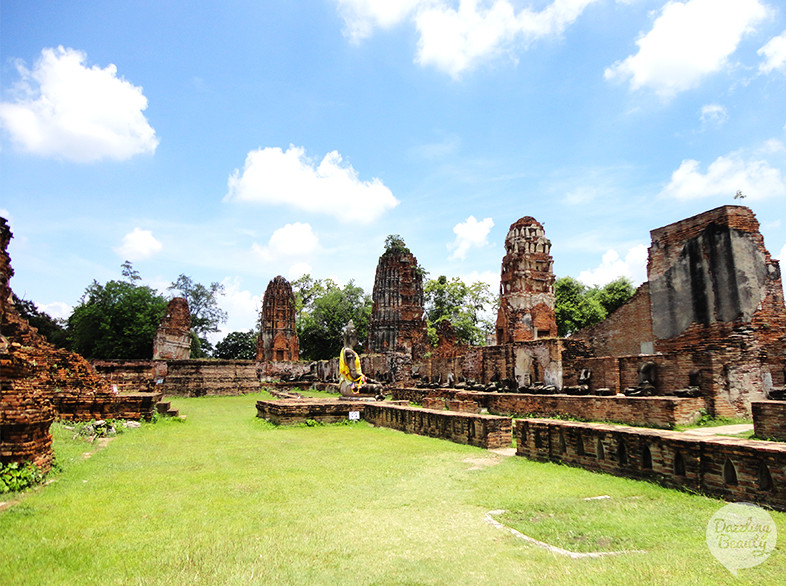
[14, 242, 637, 361]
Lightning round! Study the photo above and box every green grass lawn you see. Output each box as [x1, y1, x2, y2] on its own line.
[1, 392, 784, 585]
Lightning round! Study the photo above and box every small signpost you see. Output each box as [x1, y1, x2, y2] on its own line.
[348, 411, 360, 421]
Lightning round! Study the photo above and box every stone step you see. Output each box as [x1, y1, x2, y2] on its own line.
[155, 401, 171, 414]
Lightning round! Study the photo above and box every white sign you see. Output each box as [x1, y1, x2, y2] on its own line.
[348, 411, 360, 421]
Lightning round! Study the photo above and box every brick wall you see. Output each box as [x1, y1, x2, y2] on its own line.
[92, 359, 166, 393]
[516, 418, 786, 510]
[160, 360, 260, 396]
[752, 400, 786, 441]
[256, 399, 368, 425]
[363, 403, 512, 449]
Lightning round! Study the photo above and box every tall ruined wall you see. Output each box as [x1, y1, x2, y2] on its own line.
[258, 276, 299, 362]
[367, 248, 427, 355]
[648, 206, 786, 416]
[496, 216, 557, 344]
[152, 297, 191, 360]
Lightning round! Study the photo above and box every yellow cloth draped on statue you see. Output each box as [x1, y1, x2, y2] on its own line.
[339, 349, 364, 391]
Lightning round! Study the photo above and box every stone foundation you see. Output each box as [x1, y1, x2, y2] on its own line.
[256, 399, 372, 425]
[516, 418, 786, 510]
[363, 403, 512, 449]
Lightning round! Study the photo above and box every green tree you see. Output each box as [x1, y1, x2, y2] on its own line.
[554, 276, 635, 337]
[67, 269, 168, 359]
[168, 274, 228, 355]
[11, 294, 70, 349]
[424, 276, 495, 346]
[213, 330, 257, 360]
[294, 277, 372, 361]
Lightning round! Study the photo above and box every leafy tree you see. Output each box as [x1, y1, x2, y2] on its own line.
[168, 274, 228, 354]
[590, 276, 636, 316]
[424, 276, 495, 346]
[554, 276, 636, 337]
[213, 330, 257, 360]
[67, 269, 168, 359]
[11, 294, 69, 349]
[382, 234, 410, 256]
[293, 277, 372, 361]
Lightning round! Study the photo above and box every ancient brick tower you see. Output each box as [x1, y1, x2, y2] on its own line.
[496, 216, 557, 344]
[153, 297, 191, 360]
[367, 239, 427, 355]
[0, 218, 56, 471]
[258, 276, 299, 362]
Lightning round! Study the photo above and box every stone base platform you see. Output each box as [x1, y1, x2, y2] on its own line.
[752, 400, 786, 441]
[256, 398, 404, 425]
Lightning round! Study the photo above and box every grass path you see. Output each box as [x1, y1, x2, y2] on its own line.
[1, 392, 784, 584]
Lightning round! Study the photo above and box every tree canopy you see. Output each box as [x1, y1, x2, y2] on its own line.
[213, 330, 257, 360]
[424, 276, 496, 346]
[554, 276, 635, 337]
[168, 274, 227, 357]
[67, 268, 168, 359]
[291, 276, 372, 361]
[12, 294, 69, 349]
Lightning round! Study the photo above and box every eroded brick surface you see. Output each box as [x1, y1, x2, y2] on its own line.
[367, 247, 427, 355]
[258, 276, 299, 362]
[153, 297, 191, 360]
[496, 217, 557, 344]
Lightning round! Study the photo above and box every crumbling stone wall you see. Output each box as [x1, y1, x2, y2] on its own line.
[160, 359, 260, 396]
[258, 276, 299, 362]
[92, 359, 167, 393]
[1, 219, 55, 470]
[366, 246, 427, 355]
[152, 297, 191, 360]
[496, 217, 557, 344]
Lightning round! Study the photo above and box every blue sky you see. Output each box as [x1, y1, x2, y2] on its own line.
[2, 0, 785, 340]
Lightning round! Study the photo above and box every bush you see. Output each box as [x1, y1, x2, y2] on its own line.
[0, 461, 44, 493]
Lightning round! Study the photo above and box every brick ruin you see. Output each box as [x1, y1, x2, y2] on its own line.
[366, 242, 427, 355]
[152, 297, 191, 360]
[1, 218, 160, 473]
[496, 216, 557, 344]
[569, 205, 786, 418]
[258, 276, 299, 362]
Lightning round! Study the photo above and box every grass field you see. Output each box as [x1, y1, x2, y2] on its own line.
[1, 392, 783, 585]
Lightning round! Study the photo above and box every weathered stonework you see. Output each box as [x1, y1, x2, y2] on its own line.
[516, 418, 786, 511]
[159, 359, 260, 396]
[496, 217, 557, 344]
[367, 246, 427, 355]
[1, 217, 55, 470]
[258, 276, 299, 362]
[363, 403, 512, 449]
[152, 297, 191, 360]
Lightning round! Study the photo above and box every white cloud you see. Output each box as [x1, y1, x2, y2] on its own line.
[578, 244, 648, 287]
[251, 222, 319, 262]
[605, 0, 769, 98]
[700, 104, 728, 125]
[448, 215, 494, 260]
[777, 243, 786, 261]
[211, 277, 262, 342]
[659, 146, 786, 200]
[287, 262, 313, 281]
[0, 46, 158, 162]
[337, 0, 601, 77]
[563, 186, 598, 205]
[115, 228, 163, 261]
[337, 0, 424, 42]
[759, 30, 786, 74]
[39, 301, 72, 320]
[225, 145, 399, 223]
